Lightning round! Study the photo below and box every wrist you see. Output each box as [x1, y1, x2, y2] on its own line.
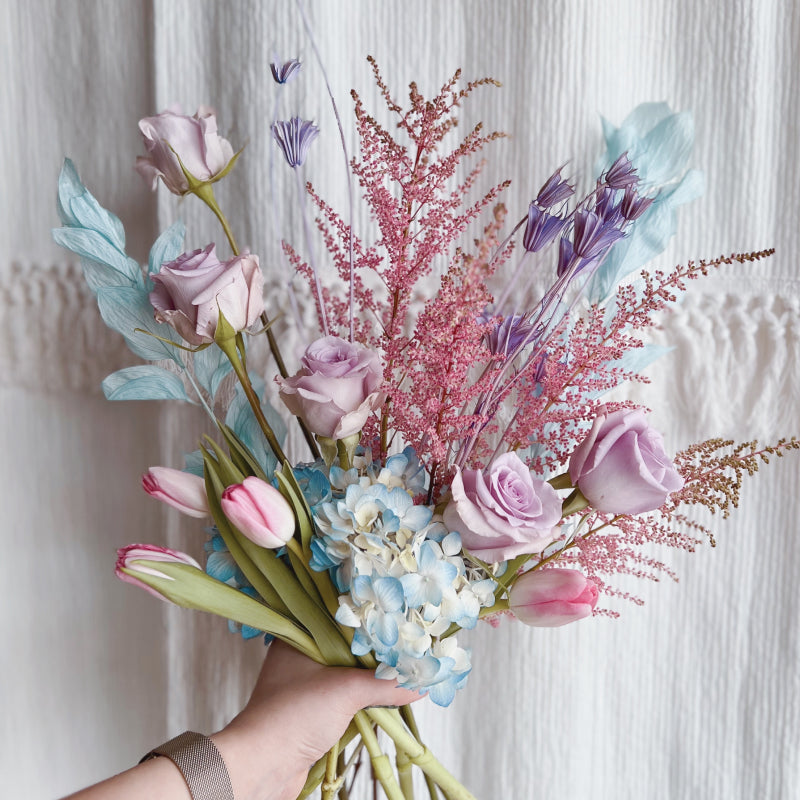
[212, 722, 308, 800]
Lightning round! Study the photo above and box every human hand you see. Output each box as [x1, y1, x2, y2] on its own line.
[212, 640, 421, 800]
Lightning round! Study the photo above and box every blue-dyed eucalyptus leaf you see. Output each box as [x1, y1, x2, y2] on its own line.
[52, 227, 141, 290]
[588, 103, 704, 302]
[148, 221, 186, 277]
[193, 343, 233, 399]
[96, 286, 183, 363]
[183, 449, 205, 477]
[68, 193, 127, 252]
[56, 159, 126, 250]
[102, 365, 192, 402]
[225, 376, 286, 476]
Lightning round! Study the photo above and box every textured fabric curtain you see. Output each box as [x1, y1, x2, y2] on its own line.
[3, 1, 798, 798]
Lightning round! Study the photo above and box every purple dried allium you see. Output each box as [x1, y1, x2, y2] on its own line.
[270, 58, 302, 84]
[535, 168, 574, 208]
[620, 185, 654, 221]
[594, 187, 623, 226]
[523, 203, 567, 252]
[572, 210, 625, 260]
[604, 153, 639, 189]
[557, 236, 575, 277]
[271, 117, 319, 167]
[480, 312, 537, 355]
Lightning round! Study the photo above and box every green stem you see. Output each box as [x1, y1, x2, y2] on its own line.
[368, 709, 478, 800]
[195, 184, 321, 461]
[219, 333, 287, 464]
[297, 726, 358, 800]
[337, 748, 350, 800]
[396, 748, 414, 800]
[322, 742, 341, 800]
[400, 706, 439, 800]
[194, 183, 240, 256]
[353, 712, 405, 800]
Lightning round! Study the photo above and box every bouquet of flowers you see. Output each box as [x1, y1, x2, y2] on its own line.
[53, 55, 794, 800]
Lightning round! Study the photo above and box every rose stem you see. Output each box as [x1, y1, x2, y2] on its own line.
[195, 184, 320, 460]
[216, 332, 288, 464]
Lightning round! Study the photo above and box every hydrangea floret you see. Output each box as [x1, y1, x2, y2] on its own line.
[300, 447, 496, 706]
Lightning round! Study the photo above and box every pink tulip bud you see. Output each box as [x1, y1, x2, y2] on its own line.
[509, 569, 599, 627]
[142, 467, 209, 518]
[116, 543, 202, 601]
[220, 477, 296, 548]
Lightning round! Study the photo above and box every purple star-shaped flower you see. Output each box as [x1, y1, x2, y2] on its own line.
[271, 117, 319, 168]
[270, 58, 302, 84]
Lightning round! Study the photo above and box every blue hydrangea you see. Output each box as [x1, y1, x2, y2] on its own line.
[204, 530, 271, 643]
[309, 448, 496, 706]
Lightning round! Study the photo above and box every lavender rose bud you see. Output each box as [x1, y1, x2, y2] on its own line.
[135, 106, 235, 195]
[569, 406, 684, 515]
[276, 336, 384, 440]
[443, 452, 562, 563]
[150, 244, 264, 345]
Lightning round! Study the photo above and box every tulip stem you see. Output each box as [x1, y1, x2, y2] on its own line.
[322, 742, 342, 800]
[400, 705, 440, 800]
[353, 712, 405, 800]
[367, 708, 478, 800]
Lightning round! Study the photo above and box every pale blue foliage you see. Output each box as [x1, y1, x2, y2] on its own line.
[225, 376, 286, 475]
[148, 221, 186, 279]
[608, 343, 674, 381]
[54, 159, 142, 291]
[183, 450, 205, 477]
[54, 159, 186, 368]
[102, 365, 192, 402]
[96, 286, 183, 364]
[588, 103, 704, 302]
[193, 343, 233, 399]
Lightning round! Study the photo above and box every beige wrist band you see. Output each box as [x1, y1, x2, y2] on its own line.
[141, 730, 235, 800]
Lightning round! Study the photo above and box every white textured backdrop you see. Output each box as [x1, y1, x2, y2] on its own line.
[2, 1, 798, 798]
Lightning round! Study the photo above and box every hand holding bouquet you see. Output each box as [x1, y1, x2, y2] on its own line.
[54, 56, 794, 800]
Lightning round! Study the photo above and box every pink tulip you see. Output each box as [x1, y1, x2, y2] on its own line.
[142, 467, 209, 518]
[116, 543, 202, 601]
[509, 568, 599, 627]
[221, 477, 296, 548]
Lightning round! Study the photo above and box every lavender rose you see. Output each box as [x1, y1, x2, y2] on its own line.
[150, 244, 264, 345]
[135, 106, 235, 195]
[569, 406, 684, 515]
[443, 452, 562, 563]
[277, 336, 384, 440]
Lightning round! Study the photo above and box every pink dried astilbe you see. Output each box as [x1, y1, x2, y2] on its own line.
[537, 429, 798, 611]
[291, 59, 511, 473]
[386, 207, 511, 495]
[497, 250, 776, 472]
